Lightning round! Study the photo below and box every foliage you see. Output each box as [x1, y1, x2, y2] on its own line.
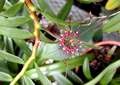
[0, 0, 120, 85]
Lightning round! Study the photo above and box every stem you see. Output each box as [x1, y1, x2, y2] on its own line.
[83, 40, 120, 54]
[95, 40, 120, 46]
[10, 0, 40, 85]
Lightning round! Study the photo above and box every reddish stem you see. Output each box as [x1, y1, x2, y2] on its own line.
[81, 40, 120, 55]
[95, 40, 120, 46]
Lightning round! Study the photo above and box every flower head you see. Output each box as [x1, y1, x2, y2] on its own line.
[59, 30, 81, 55]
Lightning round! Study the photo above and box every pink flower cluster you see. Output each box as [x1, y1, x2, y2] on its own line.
[59, 31, 81, 54]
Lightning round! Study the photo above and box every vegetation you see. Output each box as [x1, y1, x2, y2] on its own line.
[0, 0, 120, 85]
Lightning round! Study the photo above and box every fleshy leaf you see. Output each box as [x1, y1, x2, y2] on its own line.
[0, 0, 5, 11]
[0, 1, 24, 17]
[0, 26, 33, 39]
[14, 39, 31, 57]
[0, 16, 30, 27]
[37, 0, 55, 16]
[0, 71, 13, 82]
[51, 72, 73, 85]
[85, 60, 120, 85]
[0, 50, 24, 64]
[34, 63, 52, 85]
[22, 76, 35, 85]
[102, 13, 120, 32]
[100, 69, 116, 85]
[83, 57, 92, 80]
[26, 54, 93, 79]
[57, 0, 73, 20]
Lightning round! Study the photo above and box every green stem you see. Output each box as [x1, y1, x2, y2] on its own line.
[10, 46, 37, 85]
[10, 0, 40, 84]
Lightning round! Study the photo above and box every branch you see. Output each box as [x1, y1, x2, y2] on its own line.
[10, 0, 40, 85]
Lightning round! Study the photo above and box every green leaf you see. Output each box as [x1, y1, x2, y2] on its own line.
[103, 13, 120, 32]
[4, 37, 14, 54]
[105, 0, 120, 10]
[0, 50, 24, 64]
[80, 19, 101, 41]
[3, 0, 12, 10]
[14, 39, 31, 56]
[39, 9, 80, 26]
[0, 36, 4, 49]
[110, 78, 120, 85]
[93, 29, 103, 42]
[22, 76, 35, 85]
[0, 26, 33, 39]
[85, 60, 120, 85]
[26, 54, 93, 79]
[100, 69, 116, 85]
[37, 0, 55, 16]
[0, 0, 5, 11]
[0, 1, 24, 17]
[103, 22, 120, 32]
[0, 71, 12, 82]
[83, 57, 92, 80]
[34, 63, 52, 85]
[0, 16, 30, 27]
[40, 43, 69, 60]
[40, 31, 57, 43]
[57, 0, 73, 20]
[67, 71, 84, 84]
[0, 60, 10, 73]
[51, 72, 73, 85]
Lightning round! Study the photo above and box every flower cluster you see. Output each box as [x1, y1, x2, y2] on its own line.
[59, 30, 81, 55]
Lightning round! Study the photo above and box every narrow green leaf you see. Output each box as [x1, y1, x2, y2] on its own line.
[22, 76, 35, 85]
[37, 0, 55, 16]
[57, 0, 73, 20]
[83, 57, 92, 80]
[51, 72, 73, 85]
[67, 71, 84, 84]
[103, 13, 120, 32]
[14, 39, 31, 56]
[40, 10, 80, 26]
[107, 46, 117, 56]
[34, 63, 52, 85]
[7, 38, 14, 54]
[85, 60, 120, 85]
[80, 19, 101, 41]
[0, 1, 23, 17]
[0, 36, 4, 49]
[0, 26, 33, 39]
[4, 37, 14, 54]
[100, 69, 116, 85]
[103, 23, 120, 32]
[0, 16, 30, 27]
[40, 43, 68, 60]
[0, 60, 10, 73]
[0, 50, 24, 64]
[0, 72, 12, 82]
[40, 31, 57, 43]
[110, 78, 120, 85]
[26, 54, 94, 79]
[3, 0, 12, 10]
[93, 29, 103, 42]
[0, 0, 5, 11]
